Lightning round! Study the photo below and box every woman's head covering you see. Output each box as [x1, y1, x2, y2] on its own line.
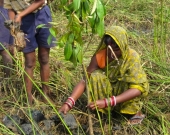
[93, 26, 149, 114]
[96, 26, 129, 60]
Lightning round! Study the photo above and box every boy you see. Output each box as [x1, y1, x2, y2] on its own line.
[0, 0, 13, 78]
[4, 0, 56, 105]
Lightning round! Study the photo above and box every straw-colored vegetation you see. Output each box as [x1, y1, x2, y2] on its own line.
[0, 0, 170, 135]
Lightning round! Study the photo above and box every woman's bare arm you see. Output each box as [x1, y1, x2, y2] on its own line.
[68, 55, 99, 102]
[88, 88, 141, 110]
[116, 88, 141, 104]
[59, 55, 99, 114]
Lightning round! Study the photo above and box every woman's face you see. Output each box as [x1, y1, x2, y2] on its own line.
[104, 35, 122, 59]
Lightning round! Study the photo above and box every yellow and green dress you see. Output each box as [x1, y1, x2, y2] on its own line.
[89, 26, 149, 114]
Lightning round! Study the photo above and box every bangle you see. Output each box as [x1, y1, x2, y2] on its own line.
[111, 96, 116, 106]
[113, 96, 116, 106]
[68, 97, 75, 105]
[64, 101, 73, 109]
[104, 96, 116, 108]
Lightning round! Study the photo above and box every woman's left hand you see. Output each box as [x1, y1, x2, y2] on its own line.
[87, 99, 106, 110]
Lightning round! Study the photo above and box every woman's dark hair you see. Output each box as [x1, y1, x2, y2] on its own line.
[104, 35, 118, 48]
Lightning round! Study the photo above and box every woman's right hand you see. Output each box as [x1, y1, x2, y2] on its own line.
[59, 103, 71, 115]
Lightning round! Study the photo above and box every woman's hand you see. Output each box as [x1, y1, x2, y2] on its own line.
[59, 104, 71, 115]
[87, 99, 106, 110]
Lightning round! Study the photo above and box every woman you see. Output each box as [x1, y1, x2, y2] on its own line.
[59, 26, 149, 124]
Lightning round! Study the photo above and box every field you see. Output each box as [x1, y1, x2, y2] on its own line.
[0, 0, 170, 135]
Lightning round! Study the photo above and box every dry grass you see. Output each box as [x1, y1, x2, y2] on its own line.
[0, 0, 170, 135]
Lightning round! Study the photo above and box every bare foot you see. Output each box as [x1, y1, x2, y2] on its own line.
[128, 112, 145, 125]
[27, 94, 33, 106]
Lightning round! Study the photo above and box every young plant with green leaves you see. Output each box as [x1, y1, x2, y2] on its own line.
[57, 0, 106, 66]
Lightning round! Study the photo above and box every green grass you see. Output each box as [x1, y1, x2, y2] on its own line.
[0, 0, 170, 134]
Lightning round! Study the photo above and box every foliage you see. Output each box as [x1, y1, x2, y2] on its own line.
[0, 0, 170, 135]
[51, 0, 106, 66]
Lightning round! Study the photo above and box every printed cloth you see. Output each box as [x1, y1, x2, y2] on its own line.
[89, 26, 149, 114]
[4, 0, 47, 13]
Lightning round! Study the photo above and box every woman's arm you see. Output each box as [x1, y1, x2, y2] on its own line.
[71, 55, 99, 100]
[115, 88, 141, 103]
[87, 88, 141, 110]
[59, 55, 99, 114]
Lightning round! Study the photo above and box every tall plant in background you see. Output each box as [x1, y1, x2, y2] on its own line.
[57, 0, 106, 66]
[153, 0, 170, 75]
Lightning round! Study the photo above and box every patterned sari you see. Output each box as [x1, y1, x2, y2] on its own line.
[89, 26, 149, 114]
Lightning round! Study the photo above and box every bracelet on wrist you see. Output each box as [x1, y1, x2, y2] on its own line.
[111, 96, 116, 106]
[68, 97, 75, 105]
[104, 96, 116, 108]
[64, 97, 76, 109]
[64, 101, 73, 109]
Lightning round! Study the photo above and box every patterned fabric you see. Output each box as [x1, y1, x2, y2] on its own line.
[4, 0, 47, 13]
[89, 26, 149, 114]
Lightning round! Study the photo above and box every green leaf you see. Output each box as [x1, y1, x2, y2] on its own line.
[88, 15, 95, 27]
[88, 13, 100, 34]
[64, 43, 73, 60]
[57, 41, 64, 48]
[67, 2, 74, 12]
[74, 33, 83, 45]
[58, 35, 68, 48]
[36, 24, 46, 29]
[47, 34, 53, 45]
[49, 27, 58, 37]
[73, 0, 81, 11]
[77, 45, 83, 63]
[82, 1, 90, 18]
[91, 0, 97, 15]
[96, 17, 104, 37]
[96, 0, 105, 19]
[73, 13, 82, 24]
[48, 22, 59, 25]
[69, 48, 77, 66]
[60, 0, 67, 5]
[68, 33, 75, 43]
[83, 1, 90, 12]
